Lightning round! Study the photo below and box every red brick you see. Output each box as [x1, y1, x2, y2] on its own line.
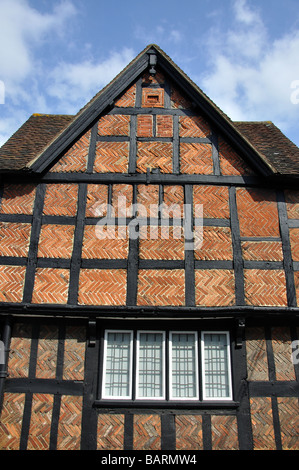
[43, 184, 78, 217]
[86, 184, 108, 218]
[137, 269, 185, 306]
[0, 184, 36, 215]
[94, 141, 129, 173]
[156, 115, 173, 137]
[137, 141, 172, 173]
[0, 222, 31, 257]
[250, 397, 275, 450]
[137, 115, 153, 137]
[290, 228, 299, 261]
[82, 225, 129, 259]
[219, 136, 255, 176]
[195, 269, 235, 306]
[98, 115, 130, 136]
[0, 265, 26, 303]
[193, 185, 230, 219]
[180, 143, 213, 174]
[241, 240, 283, 261]
[284, 189, 299, 219]
[32, 268, 70, 304]
[38, 224, 75, 259]
[195, 226, 233, 261]
[78, 269, 127, 306]
[142, 88, 164, 108]
[236, 188, 280, 237]
[115, 84, 136, 107]
[50, 130, 90, 173]
[179, 115, 210, 137]
[244, 269, 287, 306]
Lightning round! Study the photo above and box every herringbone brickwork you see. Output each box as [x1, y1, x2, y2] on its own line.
[0, 393, 25, 450]
[271, 327, 296, 380]
[290, 228, 299, 261]
[112, 184, 133, 217]
[137, 184, 159, 218]
[137, 115, 153, 137]
[85, 184, 108, 218]
[137, 141, 173, 173]
[0, 184, 36, 215]
[98, 115, 130, 136]
[246, 327, 269, 381]
[236, 188, 280, 237]
[175, 415, 203, 450]
[8, 323, 32, 378]
[43, 184, 78, 217]
[133, 414, 161, 450]
[162, 185, 184, 217]
[139, 226, 185, 260]
[0, 222, 31, 257]
[57, 395, 82, 450]
[137, 269, 185, 306]
[250, 397, 276, 450]
[156, 115, 173, 137]
[38, 224, 75, 259]
[82, 225, 129, 259]
[284, 189, 299, 219]
[36, 325, 59, 379]
[171, 87, 192, 109]
[115, 84, 136, 107]
[211, 415, 239, 450]
[195, 269, 235, 306]
[180, 143, 213, 174]
[193, 185, 230, 219]
[94, 141, 129, 173]
[195, 226, 233, 260]
[31, 268, 70, 304]
[78, 269, 127, 305]
[244, 269, 287, 306]
[97, 414, 125, 450]
[50, 130, 91, 173]
[219, 137, 255, 176]
[241, 240, 283, 261]
[179, 115, 210, 137]
[27, 394, 54, 450]
[277, 397, 299, 450]
[63, 325, 86, 380]
[0, 265, 26, 303]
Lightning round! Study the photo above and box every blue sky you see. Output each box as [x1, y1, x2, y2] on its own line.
[1, 0, 299, 148]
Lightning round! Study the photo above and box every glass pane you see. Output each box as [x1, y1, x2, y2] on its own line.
[104, 332, 132, 398]
[171, 333, 197, 399]
[137, 332, 164, 398]
[203, 333, 231, 399]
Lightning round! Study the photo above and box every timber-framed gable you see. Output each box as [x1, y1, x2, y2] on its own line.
[0, 44, 298, 451]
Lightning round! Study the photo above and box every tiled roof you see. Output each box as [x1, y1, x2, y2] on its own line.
[0, 114, 74, 171]
[234, 121, 299, 176]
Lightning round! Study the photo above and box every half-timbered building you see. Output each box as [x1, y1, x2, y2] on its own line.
[0, 44, 298, 450]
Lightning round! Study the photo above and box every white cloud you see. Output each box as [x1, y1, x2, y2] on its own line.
[47, 48, 135, 113]
[200, 0, 299, 141]
[0, 0, 76, 85]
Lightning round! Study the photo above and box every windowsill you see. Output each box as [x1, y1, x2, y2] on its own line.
[93, 399, 239, 409]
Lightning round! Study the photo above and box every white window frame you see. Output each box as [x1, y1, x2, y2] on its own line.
[101, 329, 233, 402]
[169, 331, 199, 401]
[201, 331, 233, 401]
[136, 330, 166, 400]
[102, 329, 133, 400]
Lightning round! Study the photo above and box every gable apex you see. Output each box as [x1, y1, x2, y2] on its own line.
[0, 44, 298, 177]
